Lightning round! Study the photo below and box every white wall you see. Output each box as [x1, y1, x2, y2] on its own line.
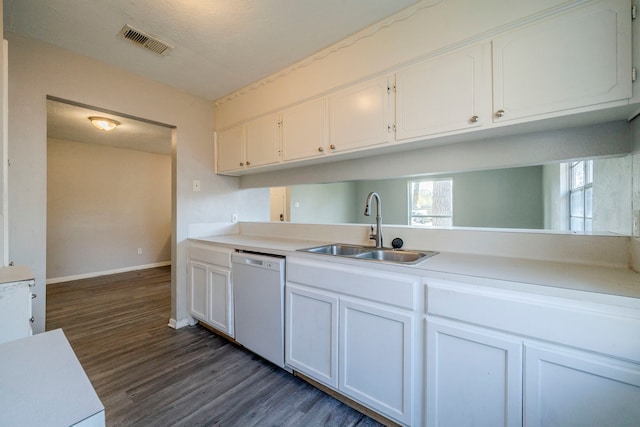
[0, 11, 7, 267]
[47, 138, 171, 280]
[287, 167, 546, 229]
[542, 163, 569, 231]
[355, 179, 409, 225]
[350, 168, 545, 228]
[289, 182, 357, 223]
[450, 167, 544, 229]
[7, 33, 269, 333]
[593, 156, 633, 235]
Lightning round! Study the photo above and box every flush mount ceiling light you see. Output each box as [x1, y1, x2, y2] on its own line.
[89, 116, 120, 131]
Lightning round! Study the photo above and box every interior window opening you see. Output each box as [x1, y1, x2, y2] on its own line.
[408, 178, 453, 227]
[568, 160, 593, 232]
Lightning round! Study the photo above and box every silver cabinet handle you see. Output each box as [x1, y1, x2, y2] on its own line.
[470, 115, 479, 123]
[318, 147, 324, 152]
[30, 316, 34, 323]
[246, 161, 251, 166]
[31, 293, 37, 299]
[239, 162, 244, 166]
[329, 144, 336, 150]
[495, 109, 505, 118]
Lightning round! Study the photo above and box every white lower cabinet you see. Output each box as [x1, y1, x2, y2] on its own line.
[424, 318, 523, 427]
[524, 343, 640, 427]
[0, 266, 36, 345]
[424, 277, 640, 427]
[285, 257, 419, 425]
[187, 244, 234, 337]
[340, 298, 414, 425]
[285, 283, 338, 388]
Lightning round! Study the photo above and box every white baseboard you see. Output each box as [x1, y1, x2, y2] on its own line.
[168, 317, 191, 329]
[46, 261, 171, 284]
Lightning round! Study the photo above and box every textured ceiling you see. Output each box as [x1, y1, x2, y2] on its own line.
[47, 99, 173, 155]
[5, 0, 420, 101]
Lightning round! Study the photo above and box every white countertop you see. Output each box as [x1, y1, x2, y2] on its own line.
[191, 234, 640, 307]
[0, 265, 34, 286]
[0, 329, 105, 427]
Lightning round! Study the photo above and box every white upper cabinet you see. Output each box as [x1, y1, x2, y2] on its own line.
[281, 98, 328, 162]
[329, 75, 393, 152]
[492, 0, 632, 123]
[216, 114, 281, 173]
[215, 125, 245, 173]
[395, 43, 492, 140]
[244, 112, 281, 168]
[214, 0, 636, 175]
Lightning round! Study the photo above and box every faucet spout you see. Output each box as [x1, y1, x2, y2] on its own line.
[364, 192, 383, 248]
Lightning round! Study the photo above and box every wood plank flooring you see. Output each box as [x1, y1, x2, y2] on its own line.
[46, 266, 384, 427]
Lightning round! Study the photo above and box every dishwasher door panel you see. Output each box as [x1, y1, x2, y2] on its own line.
[232, 253, 285, 368]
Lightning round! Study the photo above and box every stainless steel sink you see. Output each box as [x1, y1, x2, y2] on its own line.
[303, 244, 373, 256]
[298, 244, 437, 265]
[354, 249, 435, 263]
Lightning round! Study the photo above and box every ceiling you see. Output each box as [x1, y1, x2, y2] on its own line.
[10, 0, 420, 154]
[47, 99, 173, 155]
[4, 0, 420, 101]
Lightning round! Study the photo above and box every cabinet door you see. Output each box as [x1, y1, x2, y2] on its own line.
[0, 282, 33, 344]
[281, 98, 328, 161]
[425, 318, 523, 427]
[329, 75, 392, 152]
[188, 261, 208, 321]
[285, 284, 339, 389]
[396, 43, 491, 141]
[524, 343, 640, 427]
[339, 298, 414, 425]
[215, 125, 245, 173]
[492, 0, 632, 123]
[207, 265, 233, 337]
[245, 113, 281, 167]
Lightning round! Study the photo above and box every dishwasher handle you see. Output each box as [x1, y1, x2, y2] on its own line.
[232, 252, 285, 272]
[243, 257, 265, 267]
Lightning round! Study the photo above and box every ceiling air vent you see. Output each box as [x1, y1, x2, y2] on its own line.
[118, 24, 172, 56]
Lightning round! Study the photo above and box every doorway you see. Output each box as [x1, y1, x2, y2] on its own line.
[46, 97, 174, 283]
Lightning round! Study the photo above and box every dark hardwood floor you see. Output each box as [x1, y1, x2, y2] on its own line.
[46, 266, 383, 427]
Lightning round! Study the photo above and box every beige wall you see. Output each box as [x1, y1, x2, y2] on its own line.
[47, 138, 171, 280]
[7, 33, 269, 333]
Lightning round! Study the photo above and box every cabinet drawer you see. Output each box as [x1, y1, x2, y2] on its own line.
[287, 257, 417, 309]
[425, 278, 640, 363]
[188, 243, 233, 268]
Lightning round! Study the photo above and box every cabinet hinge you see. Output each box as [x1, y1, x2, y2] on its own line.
[632, 5, 637, 20]
[633, 67, 637, 82]
[387, 84, 396, 94]
[387, 123, 396, 133]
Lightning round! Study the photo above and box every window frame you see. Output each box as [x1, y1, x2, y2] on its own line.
[407, 177, 453, 227]
[568, 160, 593, 232]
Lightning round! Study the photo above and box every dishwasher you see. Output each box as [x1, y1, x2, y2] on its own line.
[231, 251, 286, 368]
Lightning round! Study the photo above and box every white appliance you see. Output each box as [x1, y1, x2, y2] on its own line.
[232, 251, 286, 368]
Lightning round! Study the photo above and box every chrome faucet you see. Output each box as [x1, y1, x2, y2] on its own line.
[364, 192, 383, 248]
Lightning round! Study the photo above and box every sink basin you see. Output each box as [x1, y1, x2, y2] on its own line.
[355, 249, 436, 263]
[302, 244, 373, 256]
[298, 244, 437, 265]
